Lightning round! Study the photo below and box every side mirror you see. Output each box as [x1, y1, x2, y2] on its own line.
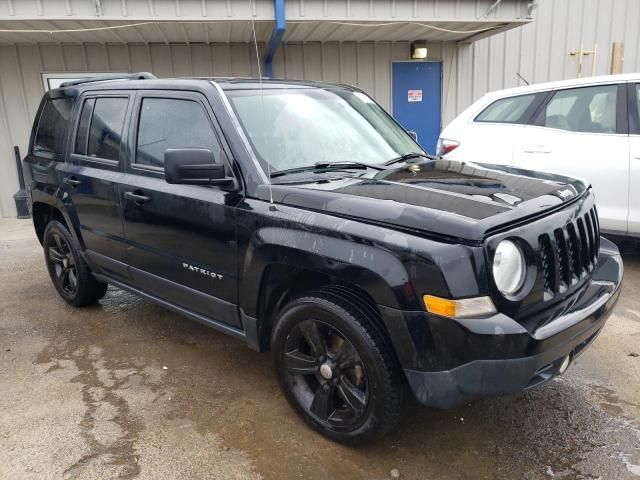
[407, 130, 418, 142]
[164, 148, 234, 187]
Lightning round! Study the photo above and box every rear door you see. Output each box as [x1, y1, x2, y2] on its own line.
[119, 91, 242, 328]
[514, 83, 629, 235]
[447, 91, 548, 165]
[627, 82, 640, 235]
[62, 92, 132, 278]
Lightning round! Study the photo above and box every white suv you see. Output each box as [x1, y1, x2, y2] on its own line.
[438, 74, 640, 237]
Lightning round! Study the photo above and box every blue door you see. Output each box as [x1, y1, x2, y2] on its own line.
[392, 61, 442, 154]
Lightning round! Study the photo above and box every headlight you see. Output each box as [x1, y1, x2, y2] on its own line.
[492, 240, 526, 295]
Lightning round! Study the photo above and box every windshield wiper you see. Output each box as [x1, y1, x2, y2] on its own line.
[384, 152, 435, 166]
[270, 161, 387, 178]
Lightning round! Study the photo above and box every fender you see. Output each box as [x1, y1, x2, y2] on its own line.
[27, 168, 85, 251]
[238, 224, 432, 363]
[239, 226, 423, 318]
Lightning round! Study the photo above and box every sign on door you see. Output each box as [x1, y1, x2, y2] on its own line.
[407, 89, 423, 102]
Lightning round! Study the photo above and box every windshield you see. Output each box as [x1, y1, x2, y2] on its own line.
[225, 88, 422, 175]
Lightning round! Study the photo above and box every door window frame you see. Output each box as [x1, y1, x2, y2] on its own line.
[127, 90, 231, 180]
[627, 82, 640, 136]
[69, 90, 133, 171]
[530, 83, 628, 135]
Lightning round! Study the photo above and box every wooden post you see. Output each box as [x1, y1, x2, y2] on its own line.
[611, 42, 624, 74]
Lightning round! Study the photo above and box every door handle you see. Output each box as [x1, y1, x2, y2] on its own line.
[64, 177, 81, 187]
[124, 191, 151, 205]
[523, 146, 552, 154]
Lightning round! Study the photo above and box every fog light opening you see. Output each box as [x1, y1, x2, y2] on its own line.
[558, 354, 571, 375]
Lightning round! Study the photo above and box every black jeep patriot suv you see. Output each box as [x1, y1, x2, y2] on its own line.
[24, 73, 623, 443]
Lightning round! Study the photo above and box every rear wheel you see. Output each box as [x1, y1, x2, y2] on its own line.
[272, 289, 405, 444]
[43, 221, 108, 307]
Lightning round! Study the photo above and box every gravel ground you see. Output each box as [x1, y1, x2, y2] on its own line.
[1, 217, 639, 479]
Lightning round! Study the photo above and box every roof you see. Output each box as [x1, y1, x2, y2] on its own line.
[482, 73, 640, 100]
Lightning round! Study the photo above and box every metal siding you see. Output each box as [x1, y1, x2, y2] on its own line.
[288, 0, 527, 20]
[0, 0, 274, 20]
[2, 0, 640, 217]
[0, 0, 529, 21]
[456, 0, 640, 123]
[0, 1, 531, 44]
[0, 42, 260, 216]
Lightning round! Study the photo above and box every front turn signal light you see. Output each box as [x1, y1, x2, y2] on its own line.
[423, 295, 497, 319]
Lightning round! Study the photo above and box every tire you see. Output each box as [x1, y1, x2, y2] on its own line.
[271, 287, 405, 444]
[43, 220, 108, 307]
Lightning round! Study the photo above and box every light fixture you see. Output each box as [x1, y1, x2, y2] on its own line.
[411, 41, 428, 60]
[492, 240, 526, 296]
[423, 295, 497, 319]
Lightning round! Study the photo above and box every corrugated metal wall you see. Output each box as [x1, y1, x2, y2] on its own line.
[1, 0, 640, 217]
[0, 0, 527, 21]
[0, 40, 425, 217]
[453, 0, 640, 114]
[0, 42, 264, 217]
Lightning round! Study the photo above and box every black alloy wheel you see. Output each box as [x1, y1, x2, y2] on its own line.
[283, 319, 369, 428]
[46, 231, 78, 295]
[43, 221, 108, 306]
[272, 289, 405, 444]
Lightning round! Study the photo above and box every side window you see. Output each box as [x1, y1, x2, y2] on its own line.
[86, 98, 128, 161]
[474, 93, 539, 124]
[542, 85, 617, 133]
[34, 98, 74, 159]
[135, 98, 219, 168]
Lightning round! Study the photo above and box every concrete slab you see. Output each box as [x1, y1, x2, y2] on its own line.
[0, 218, 638, 479]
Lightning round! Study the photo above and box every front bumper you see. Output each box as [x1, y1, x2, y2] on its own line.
[401, 238, 623, 409]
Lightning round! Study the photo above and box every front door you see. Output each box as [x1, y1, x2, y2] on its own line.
[63, 92, 132, 276]
[392, 61, 442, 154]
[119, 91, 242, 328]
[514, 83, 629, 235]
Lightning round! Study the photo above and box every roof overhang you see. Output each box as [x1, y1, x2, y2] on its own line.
[0, 0, 534, 45]
[0, 17, 531, 45]
[283, 19, 531, 43]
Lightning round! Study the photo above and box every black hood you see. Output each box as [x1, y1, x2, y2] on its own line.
[260, 160, 588, 242]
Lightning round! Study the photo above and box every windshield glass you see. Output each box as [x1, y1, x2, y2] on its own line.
[226, 88, 422, 174]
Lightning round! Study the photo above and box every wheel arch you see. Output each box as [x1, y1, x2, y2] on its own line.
[32, 201, 70, 245]
[30, 189, 84, 249]
[240, 234, 420, 352]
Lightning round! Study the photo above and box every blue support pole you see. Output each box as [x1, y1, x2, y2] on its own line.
[264, 0, 286, 78]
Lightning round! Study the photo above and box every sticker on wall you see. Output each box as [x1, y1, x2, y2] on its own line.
[407, 89, 423, 102]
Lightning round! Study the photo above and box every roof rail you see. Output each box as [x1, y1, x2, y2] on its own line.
[59, 72, 157, 88]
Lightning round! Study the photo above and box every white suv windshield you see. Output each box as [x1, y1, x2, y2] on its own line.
[226, 88, 421, 174]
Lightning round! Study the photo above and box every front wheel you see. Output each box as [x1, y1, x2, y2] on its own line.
[271, 288, 405, 444]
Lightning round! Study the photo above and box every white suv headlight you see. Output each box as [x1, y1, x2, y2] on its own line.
[492, 240, 526, 295]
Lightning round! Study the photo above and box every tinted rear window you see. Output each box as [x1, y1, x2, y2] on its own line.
[86, 97, 128, 161]
[540, 84, 617, 133]
[474, 93, 539, 124]
[34, 98, 74, 159]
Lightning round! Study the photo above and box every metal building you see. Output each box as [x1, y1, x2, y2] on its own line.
[0, 0, 637, 218]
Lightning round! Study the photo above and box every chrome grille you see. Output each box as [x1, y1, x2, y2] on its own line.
[538, 206, 600, 297]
